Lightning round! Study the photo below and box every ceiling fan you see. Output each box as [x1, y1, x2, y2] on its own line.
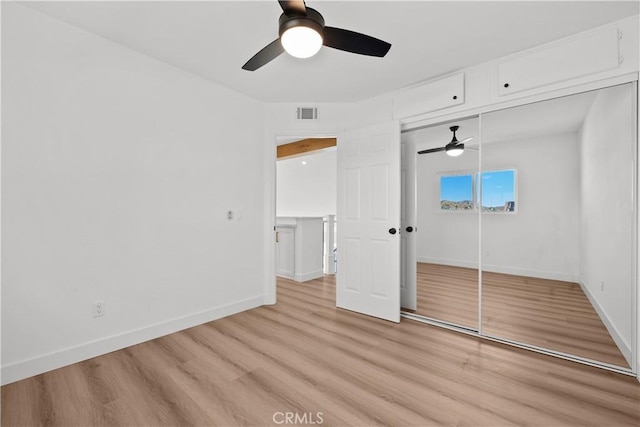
[417, 126, 475, 157]
[242, 0, 392, 71]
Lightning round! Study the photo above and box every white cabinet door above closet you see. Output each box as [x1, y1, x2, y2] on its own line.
[498, 27, 620, 96]
[393, 73, 465, 120]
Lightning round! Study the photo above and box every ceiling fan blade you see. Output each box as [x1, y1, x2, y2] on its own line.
[417, 147, 446, 155]
[279, 0, 307, 15]
[459, 136, 474, 144]
[242, 39, 284, 71]
[323, 26, 391, 57]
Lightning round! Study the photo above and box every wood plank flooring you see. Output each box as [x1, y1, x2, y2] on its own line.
[415, 262, 630, 368]
[3, 275, 640, 426]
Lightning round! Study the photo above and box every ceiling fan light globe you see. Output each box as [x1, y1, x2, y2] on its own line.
[281, 26, 323, 58]
[446, 145, 464, 157]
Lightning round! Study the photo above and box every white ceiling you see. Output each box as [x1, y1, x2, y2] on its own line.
[24, 1, 639, 103]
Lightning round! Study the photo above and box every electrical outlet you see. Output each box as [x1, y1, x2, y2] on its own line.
[92, 300, 105, 317]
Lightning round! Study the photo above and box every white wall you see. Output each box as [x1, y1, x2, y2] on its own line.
[1, 3, 266, 384]
[412, 125, 581, 282]
[580, 83, 635, 362]
[265, 103, 352, 137]
[277, 149, 336, 217]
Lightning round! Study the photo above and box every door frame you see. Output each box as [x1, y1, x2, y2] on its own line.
[264, 132, 338, 305]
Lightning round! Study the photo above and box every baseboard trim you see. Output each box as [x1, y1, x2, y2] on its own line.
[579, 280, 632, 367]
[417, 257, 478, 270]
[1, 295, 264, 386]
[295, 270, 324, 282]
[482, 264, 579, 283]
[416, 257, 579, 283]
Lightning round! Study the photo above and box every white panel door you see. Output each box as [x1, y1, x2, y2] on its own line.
[337, 121, 401, 322]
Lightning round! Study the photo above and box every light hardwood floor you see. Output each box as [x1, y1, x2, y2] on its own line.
[3, 275, 639, 426]
[415, 262, 630, 368]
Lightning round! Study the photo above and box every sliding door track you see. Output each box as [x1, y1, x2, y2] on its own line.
[401, 311, 636, 377]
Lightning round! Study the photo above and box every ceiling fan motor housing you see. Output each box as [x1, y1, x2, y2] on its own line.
[279, 7, 325, 38]
[445, 125, 463, 154]
[449, 125, 460, 142]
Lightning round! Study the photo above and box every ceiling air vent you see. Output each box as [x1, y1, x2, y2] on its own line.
[296, 107, 318, 120]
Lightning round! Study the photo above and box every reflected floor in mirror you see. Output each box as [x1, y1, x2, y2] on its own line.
[415, 263, 479, 330]
[414, 262, 629, 368]
[482, 270, 630, 368]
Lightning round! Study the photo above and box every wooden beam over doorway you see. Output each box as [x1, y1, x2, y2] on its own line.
[277, 137, 336, 159]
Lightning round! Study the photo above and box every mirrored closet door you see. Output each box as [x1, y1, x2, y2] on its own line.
[403, 82, 637, 371]
[480, 83, 636, 369]
[409, 117, 480, 330]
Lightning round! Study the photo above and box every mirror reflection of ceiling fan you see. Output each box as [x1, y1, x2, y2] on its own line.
[418, 126, 475, 157]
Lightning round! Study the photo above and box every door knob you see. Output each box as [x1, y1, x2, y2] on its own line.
[405, 226, 414, 233]
[388, 228, 397, 235]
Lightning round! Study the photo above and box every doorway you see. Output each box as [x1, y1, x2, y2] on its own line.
[275, 137, 338, 299]
[272, 120, 402, 323]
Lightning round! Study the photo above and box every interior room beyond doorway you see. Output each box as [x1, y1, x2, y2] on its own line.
[275, 137, 338, 285]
